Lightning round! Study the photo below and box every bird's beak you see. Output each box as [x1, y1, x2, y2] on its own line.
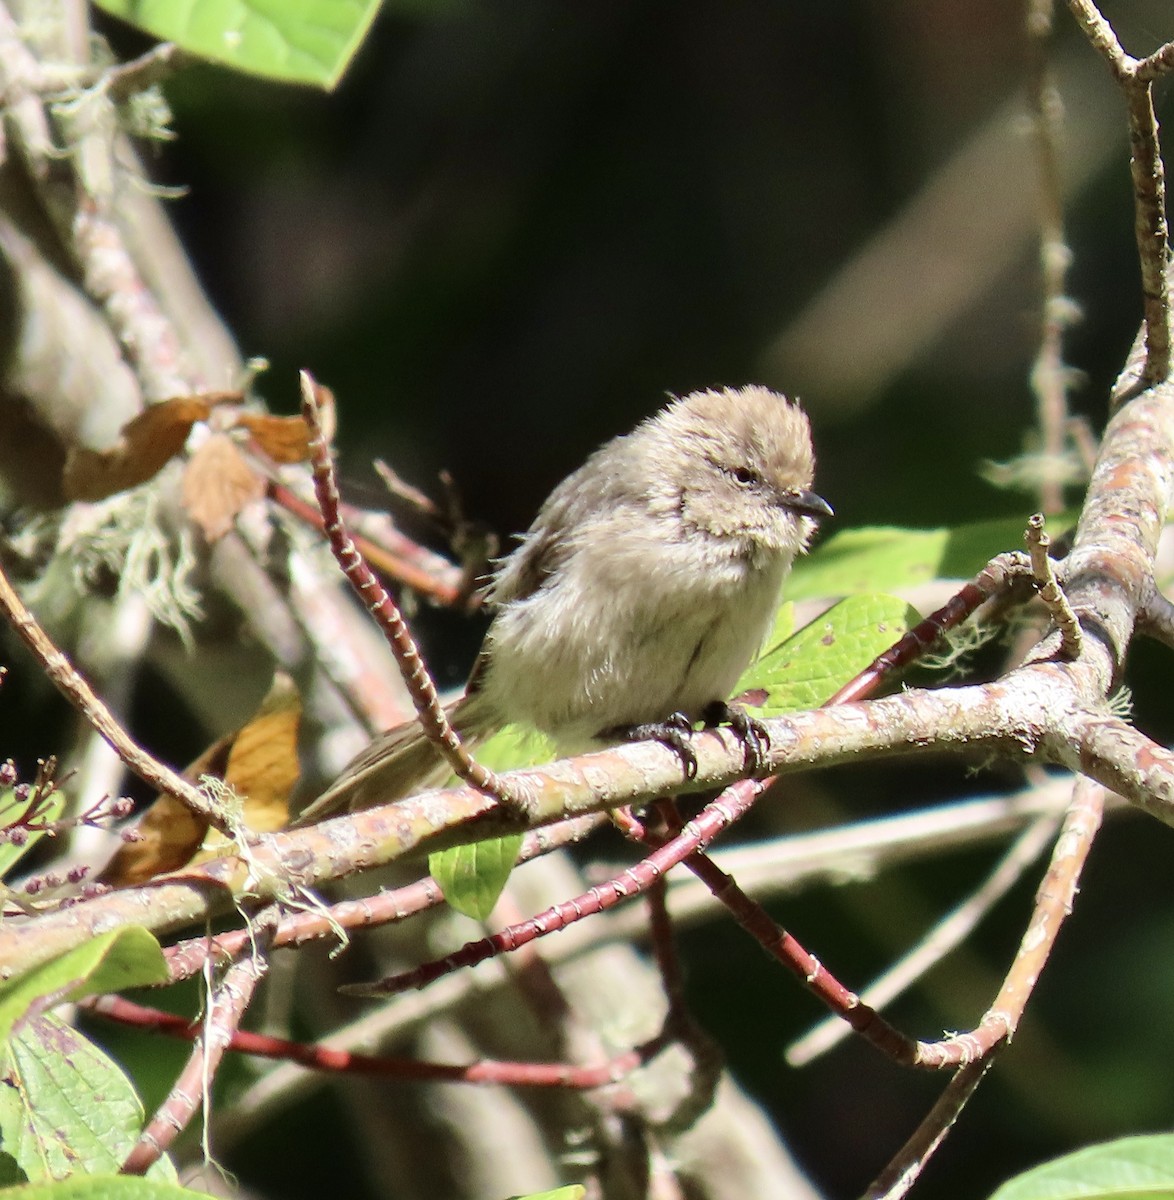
[785, 489, 834, 520]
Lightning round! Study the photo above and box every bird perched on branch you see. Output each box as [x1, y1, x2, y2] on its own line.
[302, 384, 830, 819]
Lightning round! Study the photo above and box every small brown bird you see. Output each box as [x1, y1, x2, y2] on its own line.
[303, 385, 830, 818]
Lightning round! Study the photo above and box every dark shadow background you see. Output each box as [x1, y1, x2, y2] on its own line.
[73, 1, 1174, 1197]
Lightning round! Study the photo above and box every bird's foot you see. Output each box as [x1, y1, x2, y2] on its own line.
[701, 701, 770, 773]
[607, 711, 699, 779]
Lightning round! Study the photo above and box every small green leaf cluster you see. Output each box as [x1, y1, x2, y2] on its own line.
[0, 922, 192, 1196]
[93, 0, 382, 89]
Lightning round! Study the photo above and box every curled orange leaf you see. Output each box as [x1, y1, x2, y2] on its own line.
[63, 396, 215, 502]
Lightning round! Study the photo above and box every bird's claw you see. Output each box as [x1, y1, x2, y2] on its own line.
[608, 711, 699, 779]
[701, 701, 770, 773]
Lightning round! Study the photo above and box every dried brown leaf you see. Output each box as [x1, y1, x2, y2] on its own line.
[96, 736, 230, 887]
[216, 672, 301, 835]
[62, 396, 214, 501]
[182, 433, 266, 542]
[97, 675, 302, 886]
[235, 412, 314, 464]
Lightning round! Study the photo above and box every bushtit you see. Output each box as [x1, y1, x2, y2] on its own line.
[302, 385, 830, 819]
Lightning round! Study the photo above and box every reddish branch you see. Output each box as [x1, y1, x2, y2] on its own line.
[644, 798, 922, 1066]
[642, 871, 725, 1131]
[787, 802, 1066, 1067]
[162, 813, 606, 982]
[121, 953, 268, 1175]
[824, 551, 1032, 704]
[342, 781, 767, 998]
[269, 479, 467, 608]
[865, 778, 1105, 1198]
[300, 371, 525, 816]
[86, 992, 669, 1092]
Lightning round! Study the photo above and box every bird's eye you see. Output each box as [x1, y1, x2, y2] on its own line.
[731, 466, 757, 486]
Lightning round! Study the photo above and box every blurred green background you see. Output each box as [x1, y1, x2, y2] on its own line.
[80, 1, 1174, 1197]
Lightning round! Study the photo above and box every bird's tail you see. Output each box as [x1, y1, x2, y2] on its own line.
[297, 695, 496, 823]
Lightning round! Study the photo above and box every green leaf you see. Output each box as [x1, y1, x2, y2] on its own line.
[737, 594, 918, 715]
[427, 725, 553, 919]
[509, 1188, 587, 1200]
[0, 788, 66, 881]
[789, 526, 949, 599]
[92, 0, 381, 89]
[430, 834, 524, 922]
[788, 512, 1077, 601]
[0, 928, 168, 1044]
[0, 1015, 176, 1183]
[0, 1176, 207, 1198]
[471, 724, 557, 774]
[987, 1134, 1174, 1199]
[762, 600, 796, 649]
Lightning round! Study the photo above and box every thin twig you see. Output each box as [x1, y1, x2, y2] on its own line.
[0, 556, 231, 831]
[162, 813, 608, 982]
[644, 831, 688, 1019]
[1026, 512, 1082, 657]
[341, 781, 765, 998]
[269, 479, 466, 607]
[1065, 1, 1171, 384]
[642, 814, 725, 1131]
[1026, 0, 1079, 514]
[86, 992, 670, 1091]
[1064, 0, 1131, 76]
[861, 1060, 993, 1200]
[647, 807, 924, 1066]
[299, 370, 527, 818]
[120, 951, 268, 1174]
[373, 459, 497, 606]
[1123, 82, 1171, 383]
[787, 810, 1062, 1067]
[862, 776, 1103, 1195]
[981, 776, 1104, 1028]
[901, 776, 1103, 1068]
